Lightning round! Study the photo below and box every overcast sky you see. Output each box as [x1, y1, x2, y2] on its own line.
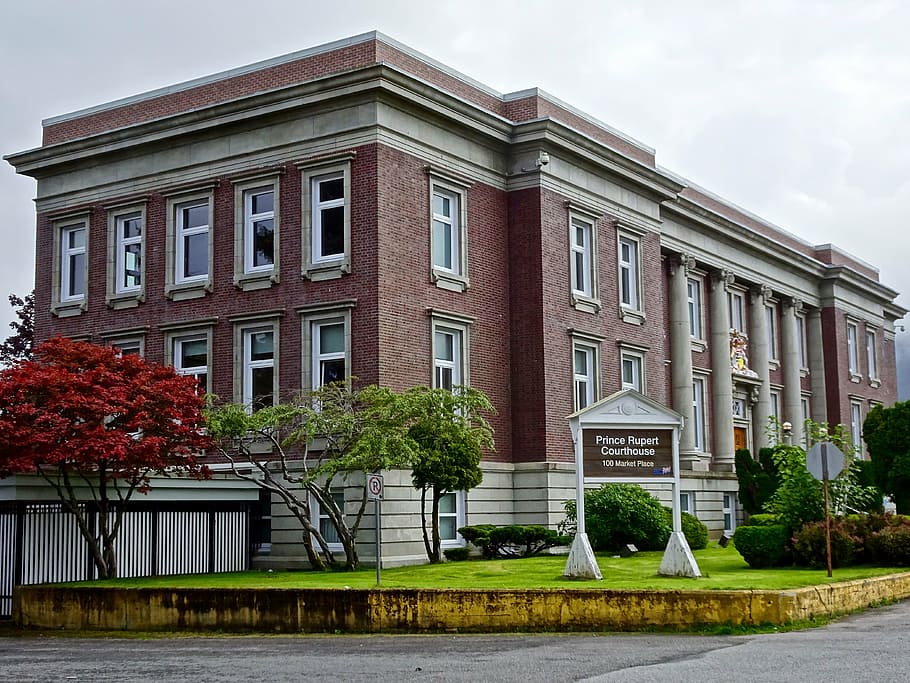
[1, 0, 908, 394]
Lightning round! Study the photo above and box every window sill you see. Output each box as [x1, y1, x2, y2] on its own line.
[571, 294, 601, 314]
[304, 260, 349, 282]
[432, 269, 469, 293]
[107, 292, 143, 310]
[690, 338, 707, 353]
[621, 308, 645, 325]
[800, 367, 810, 378]
[849, 373, 863, 384]
[869, 377, 881, 389]
[52, 300, 86, 318]
[769, 359, 781, 370]
[166, 281, 210, 301]
[235, 271, 279, 292]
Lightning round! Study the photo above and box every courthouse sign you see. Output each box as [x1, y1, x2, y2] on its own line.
[583, 428, 674, 478]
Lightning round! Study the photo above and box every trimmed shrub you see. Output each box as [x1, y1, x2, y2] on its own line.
[746, 513, 782, 527]
[866, 519, 910, 566]
[661, 507, 709, 550]
[443, 547, 471, 562]
[733, 525, 791, 568]
[564, 484, 671, 552]
[791, 520, 861, 568]
[458, 524, 569, 559]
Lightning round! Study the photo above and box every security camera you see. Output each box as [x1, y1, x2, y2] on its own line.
[536, 151, 550, 167]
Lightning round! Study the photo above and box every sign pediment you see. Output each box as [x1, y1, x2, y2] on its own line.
[568, 389, 683, 430]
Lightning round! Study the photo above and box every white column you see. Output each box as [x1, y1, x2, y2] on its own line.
[669, 254, 697, 462]
[710, 269, 735, 470]
[807, 308, 828, 426]
[781, 297, 804, 445]
[749, 285, 772, 452]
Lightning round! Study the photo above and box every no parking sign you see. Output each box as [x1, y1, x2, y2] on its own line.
[367, 473, 383, 500]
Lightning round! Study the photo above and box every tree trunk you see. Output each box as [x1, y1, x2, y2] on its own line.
[430, 487, 442, 563]
[420, 486, 432, 561]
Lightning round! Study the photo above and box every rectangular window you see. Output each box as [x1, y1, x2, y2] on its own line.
[692, 377, 706, 451]
[801, 396, 811, 447]
[679, 492, 695, 516]
[243, 327, 275, 411]
[115, 212, 143, 294]
[621, 352, 643, 391]
[317, 490, 345, 550]
[174, 335, 209, 394]
[796, 315, 808, 369]
[313, 173, 345, 263]
[176, 200, 210, 284]
[432, 187, 459, 274]
[728, 290, 746, 333]
[570, 217, 594, 298]
[850, 400, 863, 453]
[618, 235, 640, 311]
[723, 493, 737, 534]
[61, 223, 87, 302]
[434, 327, 463, 391]
[111, 339, 143, 357]
[244, 187, 275, 273]
[438, 491, 466, 547]
[766, 305, 778, 362]
[847, 321, 859, 375]
[313, 319, 347, 388]
[573, 343, 596, 411]
[866, 329, 878, 380]
[687, 278, 702, 339]
[428, 172, 471, 292]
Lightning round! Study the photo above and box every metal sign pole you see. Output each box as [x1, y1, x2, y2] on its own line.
[822, 443, 832, 578]
[375, 497, 382, 586]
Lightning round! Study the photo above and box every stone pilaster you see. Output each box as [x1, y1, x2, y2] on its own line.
[668, 254, 697, 464]
[781, 297, 804, 445]
[749, 285, 772, 451]
[807, 308, 828, 425]
[710, 269, 735, 470]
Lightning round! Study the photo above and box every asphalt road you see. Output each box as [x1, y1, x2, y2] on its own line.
[2, 600, 910, 682]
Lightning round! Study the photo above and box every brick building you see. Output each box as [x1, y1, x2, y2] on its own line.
[5, 32, 905, 566]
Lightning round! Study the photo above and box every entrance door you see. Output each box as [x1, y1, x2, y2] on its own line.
[733, 426, 748, 452]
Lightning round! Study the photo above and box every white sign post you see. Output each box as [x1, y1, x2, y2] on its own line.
[565, 390, 700, 579]
[367, 473, 383, 585]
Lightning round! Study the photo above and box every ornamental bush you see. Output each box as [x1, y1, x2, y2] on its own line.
[732, 525, 791, 568]
[865, 516, 910, 566]
[443, 547, 471, 562]
[746, 513, 782, 527]
[563, 484, 671, 551]
[660, 507, 709, 550]
[791, 520, 861, 569]
[458, 524, 569, 559]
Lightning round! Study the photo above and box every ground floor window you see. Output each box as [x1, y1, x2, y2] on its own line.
[438, 491, 466, 547]
[723, 493, 737, 535]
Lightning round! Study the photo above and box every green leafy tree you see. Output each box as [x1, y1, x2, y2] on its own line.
[764, 444, 824, 533]
[0, 291, 34, 366]
[206, 383, 416, 570]
[735, 447, 780, 516]
[405, 386, 495, 563]
[864, 401, 910, 513]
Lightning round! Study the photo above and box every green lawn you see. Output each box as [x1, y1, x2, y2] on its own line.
[74, 544, 908, 591]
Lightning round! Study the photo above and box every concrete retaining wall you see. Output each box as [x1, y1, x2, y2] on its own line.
[14, 572, 910, 633]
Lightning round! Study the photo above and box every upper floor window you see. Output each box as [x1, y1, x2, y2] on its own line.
[846, 321, 860, 378]
[618, 235, 641, 312]
[299, 154, 354, 281]
[109, 338, 143, 357]
[573, 343, 597, 411]
[243, 327, 275, 411]
[166, 187, 214, 300]
[115, 212, 143, 294]
[850, 399, 863, 454]
[692, 377, 706, 452]
[621, 350, 644, 392]
[233, 175, 280, 290]
[866, 329, 878, 382]
[687, 278, 703, 340]
[299, 302, 354, 392]
[570, 216, 594, 299]
[174, 335, 210, 394]
[434, 327, 464, 391]
[728, 290, 746, 334]
[61, 223, 87, 303]
[766, 304, 778, 363]
[796, 314, 808, 370]
[428, 170, 471, 292]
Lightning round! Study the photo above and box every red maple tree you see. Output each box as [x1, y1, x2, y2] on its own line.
[0, 337, 211, 578]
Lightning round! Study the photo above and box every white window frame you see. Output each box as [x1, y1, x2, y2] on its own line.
[728, 290, 746, 334]
[850, 399, 863, 455]
[621, 350, 644, 392]
[570, 216, 594, 299]
[618, 233, 642, 313]
[866, 328, 879, 383]
[231, 317, 281, 412]
[173, 334, 210, 394]
[233, 174, 280, 290]
[299, 302, 355, 392]
[687, 277, 703, 341]
[434, 326, 464, 392]
[60, 223, 87, 304]
[313, 489, 345, 553]
[312, 319, 347, 389]
[847, 320, 860, 378]
[111, 208, 145, 301]
[438, 490, 466, 548]
[165, 186, 214, 300]
[679, 491, 695, 517]
[800, 395, 811, 447]
[692, 377, 707, 452]
[766, 303, 779, 363]
[431, 186, 459, 274]
[428, 169, 471, 292]
[573, 343, 597, 411]
[108, 337, 144, 357]
[300, 153, 353, 281]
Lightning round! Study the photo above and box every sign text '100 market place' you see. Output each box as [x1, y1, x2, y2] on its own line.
[582, 429, 674, 478]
